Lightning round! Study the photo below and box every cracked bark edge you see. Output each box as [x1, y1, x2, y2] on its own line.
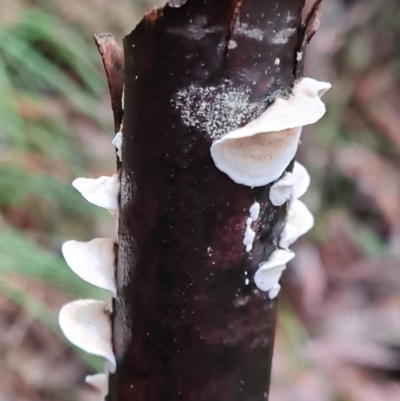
[294, 0, 324, 77]
[94, 33, 124, 133]
[112, 1, 308, 400]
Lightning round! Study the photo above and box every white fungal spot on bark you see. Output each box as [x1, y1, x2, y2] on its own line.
[228, 40, 238, 49]
[254, 249, 295, 292]
[271, 28, 296, 44]
[210, 77, 331, 187]
[112, 130, 123, 161]
[73, 175, 119, 212]
[286, 11, 296, 23]
[62, 238, 116, 296]
[249, 201, 260, 220]
[168, 0, 188, 8]
[280, 200, 314, 249]
[235, 19, 264, 41]
[243, 217, 256, 252]
[85, 373, 108, 398]
[174, 82, 266, 140]
[297, 52, 303, 61]
[275, 57, 281, 65]
[59, 300, 116, 372]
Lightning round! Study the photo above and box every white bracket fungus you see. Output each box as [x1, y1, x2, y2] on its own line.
[280, 200, 314, 249]
[62, 238, 116, 296]
[112, 130, 123, 161]
[269, 161, 311, 206]
[210, 77, 331, 187]
[72, 175, 119, 211]
[59, 299, 116, 373]
[85, 373, 109, 398]
[291, 161, 311, 201]
[254, 249, 295, 297]
[268, 283, 281, 300]
[269, 171, 299, 206]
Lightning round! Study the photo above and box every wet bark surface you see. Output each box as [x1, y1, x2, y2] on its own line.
[109, 1, 312, 400]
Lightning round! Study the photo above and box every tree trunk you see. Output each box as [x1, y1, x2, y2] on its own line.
[103, 1, 322, 401]
[56, 2, 329, 401]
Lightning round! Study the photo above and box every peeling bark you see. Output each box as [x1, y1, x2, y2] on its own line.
[94, 1, 321, 400]
[94, 34, 124, 133]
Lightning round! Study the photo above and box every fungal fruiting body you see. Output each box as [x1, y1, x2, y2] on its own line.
[85, 374, 109, 399]
[280, 200, 315, 249]
[210, 77, 330, 298]
[61, 238, 116, 296]
[243, 202, 260, 252]
[269, 161, 311, 206]
[59, 300, 116, 372]
[59, 139, 120, 398]
[254, 249, 295, 298]
[72, 175, 119, 212]
[112, 130, 123, 161]
[210, 77, 330, 187]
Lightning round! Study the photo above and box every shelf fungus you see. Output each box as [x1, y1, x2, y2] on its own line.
[59, 300, 116, 372]
[280, 200, 315, 249]
[254, 249, 295, 298]
[85, 373, 109, 398]
[112, 130, 123, 161]
[62, 238, 117, 296]
[210, 77, 331, 187]
[72, 175, 120, 212]
[269, 161, 311, 206]
[59, 138, 120, 399]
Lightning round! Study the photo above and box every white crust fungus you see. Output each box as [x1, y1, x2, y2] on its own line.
[59, 300, 116, 372]
[243, 217, 256, 252]
[269, 161, 311, 206]
[249, 201, 260, 220]
[62, 239, 116, 296]
[280, 200, 314, 249]
[243, 202, 260, 252]
[210, 78, 331, 187]
[72, 175, 119, 211]
[85, 373, 109, 398]
[254, 249, 295, 292]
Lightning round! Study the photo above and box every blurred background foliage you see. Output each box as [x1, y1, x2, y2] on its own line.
[0, 0, 400, 400]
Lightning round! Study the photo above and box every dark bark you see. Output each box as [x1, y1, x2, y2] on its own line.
[94, 1, 323, 400]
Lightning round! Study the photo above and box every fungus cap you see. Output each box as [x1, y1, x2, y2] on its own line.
[269, 161, 311, 206]
[292, 161, 311, 200]
[268, 283, 281, 300]
[254, 249, 295, 292]
[59, 299, 116, 372]
[72, 175, 119, 211]
[280, 200, 314, 248]
[85, 373, 108, 398]
[210, 78, 331, 187]
[112, 131, 122, 161]
[62, 239, 116, 296]
[269, 171, 300, 206]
